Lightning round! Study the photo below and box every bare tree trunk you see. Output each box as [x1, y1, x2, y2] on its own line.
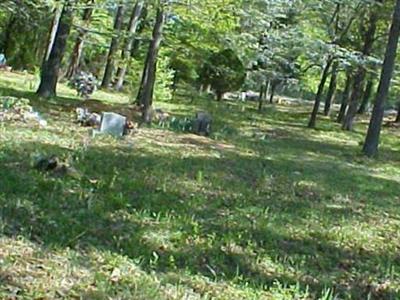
[269, 82, 277, 104]
[216, 91, 224, 101]
[336, 71, 353, 123]
[44, 5, 63, 62]
[363, 0, 400, 156]
[101, 3, 124, 89]
[65, 0, 94, 79]
[136, 7, 165, 123]
[324, 60, 339, 116]
[342, 7, 379, 131]
[129, 6, 147, 59]
[395, 103, 400, 123]
[357, 79, 374, 114]
[258, 80, 269, 111]
[2, 14, 17, 58]
[36, 2, 73, 98]
[115, 1, 144, 91]
[308, 58, 333, 128]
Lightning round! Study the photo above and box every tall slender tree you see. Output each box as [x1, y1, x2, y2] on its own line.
[1, 14, 17, 58]
[36, 1, 73, 98]
[65, 0, 94, 79]
[101, 2, 125, 89]
[324, 60, 339, 116]
[308, 58, 333, 128]
[336, 70, 353, 123]
[363, 0, 400, 156]
[307, 1, 358, 128]
[44, 4, 63, 63]
[114, 1, 144, 91]
[395, 102, 400, 123]
[136, 6, 166, 123]
[342, 2, 380, 130]
[357, 78, 374, 114]
[258, 80, 269, 111]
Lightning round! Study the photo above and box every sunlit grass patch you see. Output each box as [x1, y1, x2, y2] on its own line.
[1, 72, 400, 299]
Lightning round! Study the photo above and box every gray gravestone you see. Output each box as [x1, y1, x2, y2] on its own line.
[99, 112, 126, 137]
[192, 112, 212, 136]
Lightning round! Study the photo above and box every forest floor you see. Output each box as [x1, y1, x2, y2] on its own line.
[1, 70, 400, 300]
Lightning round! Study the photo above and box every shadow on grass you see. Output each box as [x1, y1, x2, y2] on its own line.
[1, 137, 399, 299]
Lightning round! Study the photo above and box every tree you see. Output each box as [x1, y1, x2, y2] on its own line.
[306, 0, 360, 128]
[336, 70, 353, 123]
[324, 60, 339, 116]
[357, 78, 374, 114]
[36, 1, 73, 98]
[65, 0, 95, 79]
[136, 6, 166, 123]
[101, 2, 125, 89]
[258, 80, 269, 111]
[114, 1, 144, 91]
[199, 49, 245, 101]
[363, 0, 400, 157]
[395, 101, 400, 123]
[342, 2, 381, 131]
[308, 58, 333, 128]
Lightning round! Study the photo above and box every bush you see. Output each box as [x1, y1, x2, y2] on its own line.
[69, 71, 97, 99]
[199, 49, 246, 100]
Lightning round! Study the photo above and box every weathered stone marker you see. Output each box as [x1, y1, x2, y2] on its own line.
[192, 112, 212, 136]
[99, 112, 127, 137]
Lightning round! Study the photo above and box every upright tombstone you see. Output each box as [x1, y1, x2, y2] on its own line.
[192, 112, 212, 136]
[99, 112, 127, 137]
[0, 53, 6, 67]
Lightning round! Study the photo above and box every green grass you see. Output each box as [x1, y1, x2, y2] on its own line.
[1, 70, 400, 299]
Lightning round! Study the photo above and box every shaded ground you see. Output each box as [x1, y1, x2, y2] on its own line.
[1, 71, 400, 299]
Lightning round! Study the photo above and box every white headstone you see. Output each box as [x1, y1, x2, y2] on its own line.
[100, 112, 126, 137]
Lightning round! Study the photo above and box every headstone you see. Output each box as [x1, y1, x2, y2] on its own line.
[76, 107, 101, 127]
[245, 91, 259, 101]
[99, 112, 126, 137]
[0, 53, 6, 66]
[76, 107, 89, 123]
[192, 112, 212, 136]
[241, 92, 246, 102]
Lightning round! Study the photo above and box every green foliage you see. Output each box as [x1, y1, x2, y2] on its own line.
[0, 95, 30, 110]
[199, 49, 245, 98]
[154, 50, 175, 103]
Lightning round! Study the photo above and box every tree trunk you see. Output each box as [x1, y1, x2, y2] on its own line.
[263, 80, 269, 101]
[36, 3, 72, 98]
[136, 8, 165, 123]
[395, 103, 400, 123]
[2, 14, 17, 58]
[216, 91, 224, 101]
[44, 5, 63, 62]
[128, 6, 147, 59]
[324, 60, 339, 116]
[101, 4, 125, 89]
[65, 1, 94, 79]
[115, 1, 144, 91]
[363, 0, 400, 156]
[357, 79, 374, 114]
[258, 80, 269, 111]
[269, 82, 277, 104]
[342, 8, 379, 131]
[336, 72, 353, 123]
[308, 58, 333, 128]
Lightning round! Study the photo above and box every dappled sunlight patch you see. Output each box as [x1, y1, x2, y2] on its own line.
[0, 236, 92, 298]
[133, 128, 257, 159]
[2, 72, 400, 299]
[293, 180, 326, 202]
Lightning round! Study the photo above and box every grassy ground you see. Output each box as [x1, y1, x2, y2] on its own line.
[0, 70, 400, 299]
